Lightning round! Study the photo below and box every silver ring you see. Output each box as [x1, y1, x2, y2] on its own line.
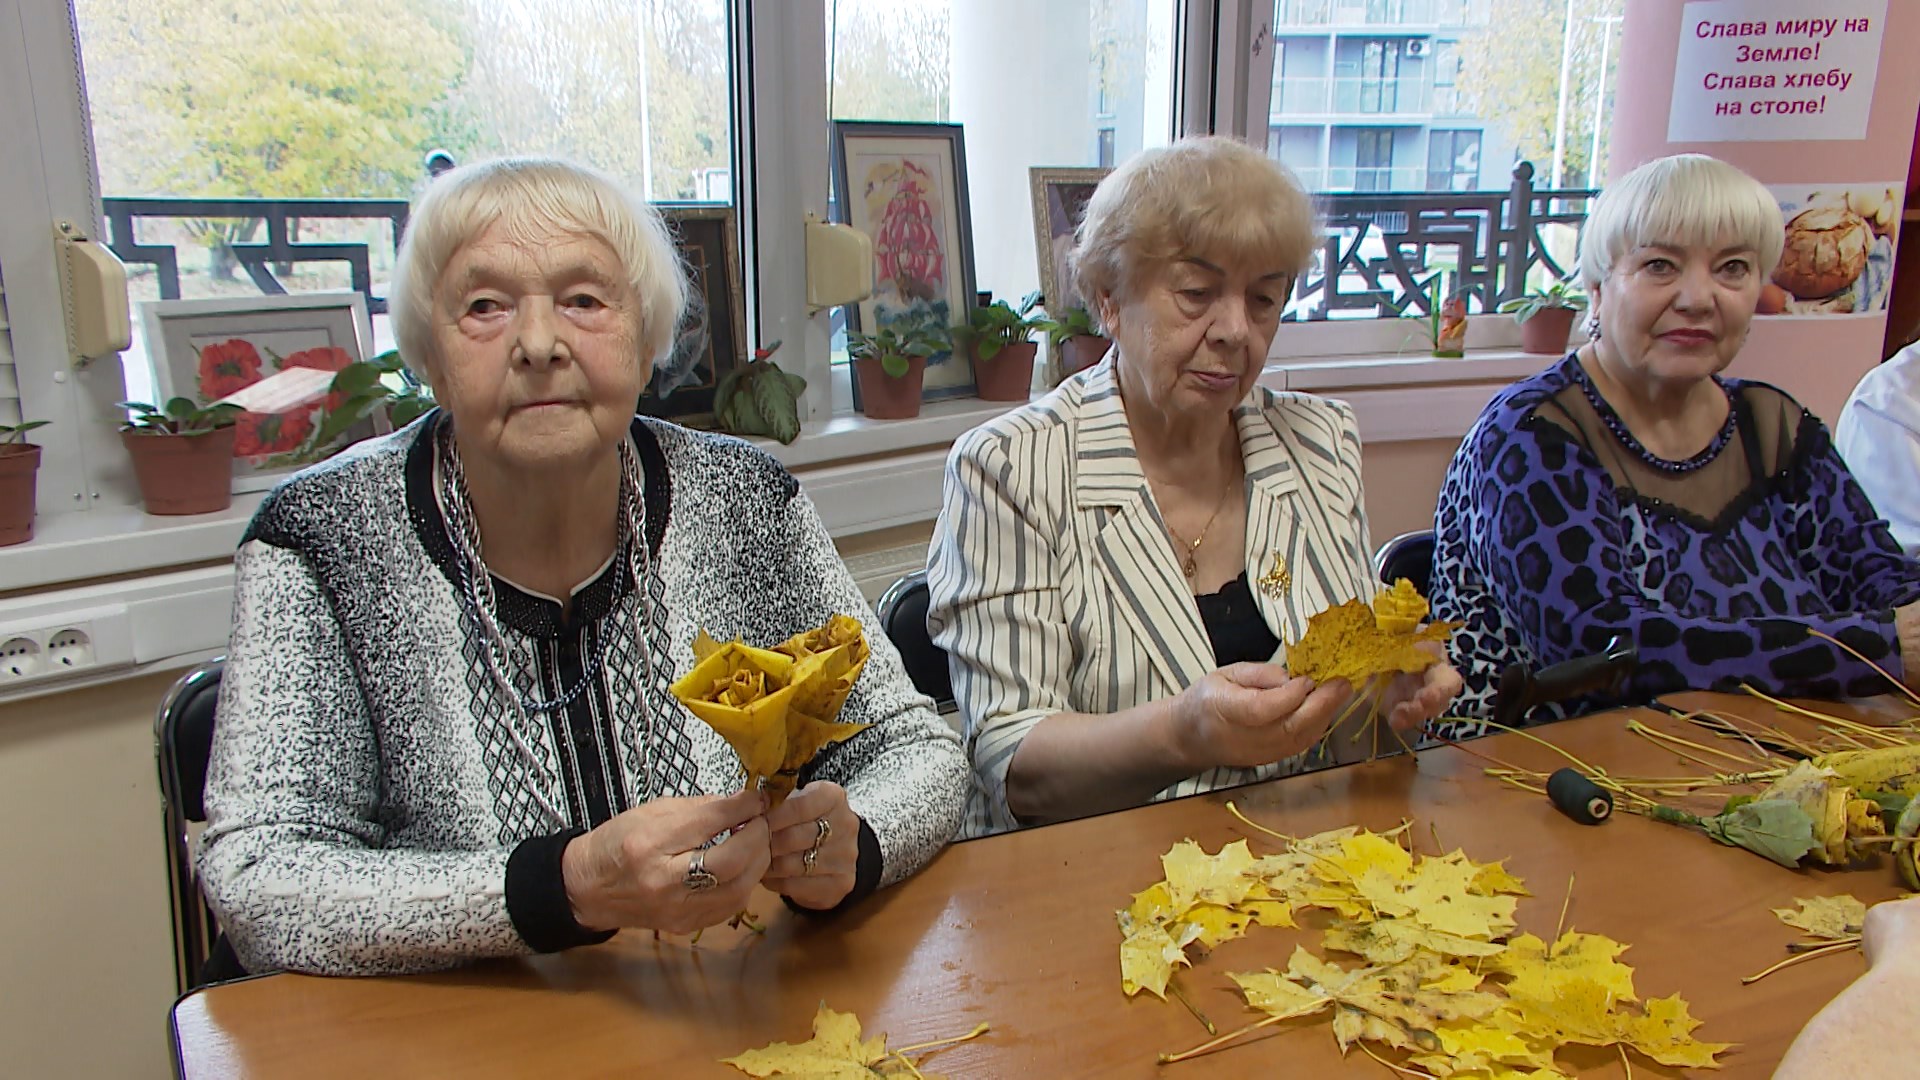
[803, 848, 818, 875]
[814, 816, 833, 845]
[684, 850, 719, 892]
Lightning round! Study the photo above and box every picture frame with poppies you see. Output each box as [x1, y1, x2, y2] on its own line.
[141, 291, 382, 493]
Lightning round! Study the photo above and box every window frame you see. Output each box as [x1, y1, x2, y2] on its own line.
[1, 0, 1487, 594]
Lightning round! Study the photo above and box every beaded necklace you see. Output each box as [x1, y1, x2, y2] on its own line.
[435, 426, 662, 825]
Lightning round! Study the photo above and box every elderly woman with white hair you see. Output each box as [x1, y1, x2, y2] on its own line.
[198, 158, 968, 977]
[1431, 153, 1920, 723]
[925, 137, 1462, 836]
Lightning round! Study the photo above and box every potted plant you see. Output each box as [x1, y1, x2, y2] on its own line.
[714, 341, 808, 444]
[1498, 278, 1587, 355]
[1035, 305, 1111, 383]
[953, 290, 1044, 402]
[119, 398, 244, 515]
[0, 419, 50, 546]
[848, 324, 946, 420]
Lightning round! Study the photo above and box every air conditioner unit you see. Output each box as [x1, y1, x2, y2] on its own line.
[1406, 40, 1431, 57]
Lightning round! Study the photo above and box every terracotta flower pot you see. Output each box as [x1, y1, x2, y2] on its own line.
[122, 426, 237, 516]
[1519, 305, 1579, 356]
[975, 340, 1037, 402]
[1058, 334, 1111, 379]
[0, 443, 41, 546]
[853, 355, 927, 420]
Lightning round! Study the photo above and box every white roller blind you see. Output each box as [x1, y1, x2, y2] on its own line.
[0, 259, 19, 428]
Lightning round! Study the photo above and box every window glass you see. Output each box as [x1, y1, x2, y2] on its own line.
[826, 0, 1178, 364]
[73, 0, 735, 401]
[1268, 0, 1621, 192]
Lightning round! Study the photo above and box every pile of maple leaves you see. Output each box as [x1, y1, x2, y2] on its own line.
[1119, 822, 1730, 1074]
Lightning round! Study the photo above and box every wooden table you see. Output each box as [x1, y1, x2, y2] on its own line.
[173, 694, 1915, 1079]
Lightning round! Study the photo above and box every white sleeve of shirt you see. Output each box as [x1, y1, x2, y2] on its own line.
[1835, 348, 1920, 556]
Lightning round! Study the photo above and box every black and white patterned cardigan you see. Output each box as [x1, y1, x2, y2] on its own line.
[198, 413, 968, 976]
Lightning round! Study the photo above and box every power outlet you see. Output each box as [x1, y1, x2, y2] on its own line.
[46, 627, 95, 671]
[0, 637, 42, 680]
[0, 605, 134, 690]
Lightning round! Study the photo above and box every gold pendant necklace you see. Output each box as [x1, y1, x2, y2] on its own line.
[1167, 483, 1236, 579]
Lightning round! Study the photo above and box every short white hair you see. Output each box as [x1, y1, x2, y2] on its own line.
[388, 157, 687, 380]
[1577, 154, 1783, 291]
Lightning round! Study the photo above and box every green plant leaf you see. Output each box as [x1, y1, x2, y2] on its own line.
[308, 395, 381, 451]
[389, 397, 435, 428]
[713, 368, 743, 417]
[331, 363, 387, 397]
[978, 336, 1003, 362]
[164, 397, 199, 421]
[751, 371, 799, 438]
[775, 367, 808, 398]
[881, 353, 909, 379]
[1701, 799, 1819, 868]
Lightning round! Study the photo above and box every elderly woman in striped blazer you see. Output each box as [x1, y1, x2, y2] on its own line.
[926, 137, 1462, 836]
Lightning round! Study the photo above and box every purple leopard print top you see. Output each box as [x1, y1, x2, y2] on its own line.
[1432, 354, 1920, 725]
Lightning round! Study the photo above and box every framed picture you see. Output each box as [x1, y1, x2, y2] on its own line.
[142, 291, 379, 494]
[640, 204, 748, 426]
[1029, 166, 1109, 315]
[831, 120, 979, 404]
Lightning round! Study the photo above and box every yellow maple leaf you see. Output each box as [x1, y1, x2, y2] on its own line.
[1324, 918, 1509, 964]
[721, 1002, 911, 1078]
[1469, 859, 1532, 897]
[1184, 903, 1254, 949]
[1119, 920, 1197, 999]
[1234, 948, 1503, 1054]
[1490, 932, 1638, 1007]
[1162, 838, 1260, 910]
[1773, 894, 1867, 940]
[1616, 994, 1732, 1069]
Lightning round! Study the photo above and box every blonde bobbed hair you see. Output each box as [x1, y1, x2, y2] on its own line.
[388, 157, 687, 380]
[1577, 154, 1784, 291]
[1072, 135, 1318, 305]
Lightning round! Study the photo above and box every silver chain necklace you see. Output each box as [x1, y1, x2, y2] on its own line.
[435, 425, 663, 826]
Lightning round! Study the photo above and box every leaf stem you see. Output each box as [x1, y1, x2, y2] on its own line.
[1806, 628, 1920, 709]
[1468, 718, 1610, 778]
[1741, 940, 1860, 984]
[1550, 872, 1575, 958]
[1225, 801, 1295, 844]
[1355, 1039, 1439, 1078]
[890, 1022, 991, 1057]
[1787, 935, 1862, 953]
[1158, 1009, 1304, 1065]
[1168, 978, 1217, 1035]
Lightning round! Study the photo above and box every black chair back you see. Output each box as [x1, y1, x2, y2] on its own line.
[155, 658, 225, 993]
[1373, 529, 1437, 596]
[875, 570, 954, 709]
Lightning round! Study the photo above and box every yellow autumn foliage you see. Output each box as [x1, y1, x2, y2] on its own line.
[671, 614, 872, 801]
[1286, 578, 1460, 685]
[1129, 817, 1730, 1074]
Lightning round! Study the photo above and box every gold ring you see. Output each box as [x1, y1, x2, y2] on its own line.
[803, 848, 818, 875]
[814, 816, 833, 845]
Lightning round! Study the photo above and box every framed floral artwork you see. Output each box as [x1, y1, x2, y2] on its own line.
[142, 292, 381, 493]
[637, 204, 748, 427]
[830, 120, 979, 403]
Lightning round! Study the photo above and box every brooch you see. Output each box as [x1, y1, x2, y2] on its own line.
[1257, 552, 1291, 600]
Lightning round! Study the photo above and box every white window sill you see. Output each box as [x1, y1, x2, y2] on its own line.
[1, 494, 266, 593]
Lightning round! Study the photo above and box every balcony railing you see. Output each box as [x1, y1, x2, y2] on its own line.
[1273, 76, 1430, 116]
[103, 162, 1589, 333]
[103, 197, 410, 316]
[1288, 161, 1594, 321]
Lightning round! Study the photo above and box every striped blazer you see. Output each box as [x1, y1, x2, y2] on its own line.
[926, 357, 1377, 837]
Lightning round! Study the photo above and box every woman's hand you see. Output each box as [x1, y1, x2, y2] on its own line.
[1896, 601, 1920, 692]
[1864, 895, 1920, 970]
[560, 789, 771, 934]
[1174, 663, 1354, 770]
[762, 781, 862, 911]
[1375, 641, 1466, 733]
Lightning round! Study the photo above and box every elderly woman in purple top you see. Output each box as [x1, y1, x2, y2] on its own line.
[1432, 154, 1920, 723]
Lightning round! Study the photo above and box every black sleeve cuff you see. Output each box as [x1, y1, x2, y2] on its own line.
[784, 817, 885, 917]
[506, 828, 618, 953]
